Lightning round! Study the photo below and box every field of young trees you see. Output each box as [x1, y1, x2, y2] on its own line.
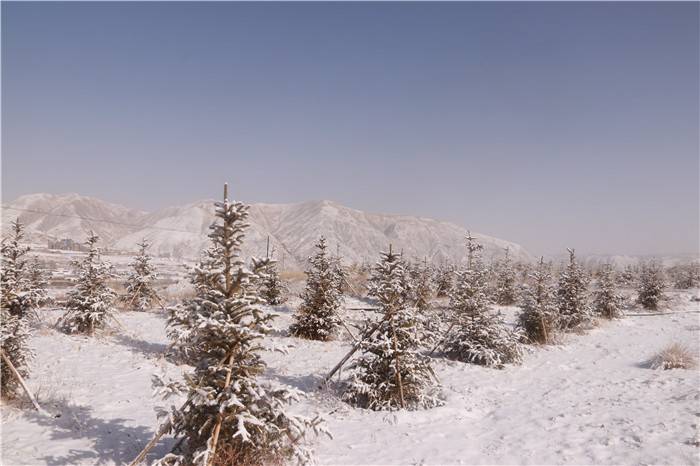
[2, 185, 699, 465]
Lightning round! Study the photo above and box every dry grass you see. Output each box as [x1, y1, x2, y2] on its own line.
[647, 343, 698, 370]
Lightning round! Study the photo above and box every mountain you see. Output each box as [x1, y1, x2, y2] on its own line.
[3, 193, 532, 268]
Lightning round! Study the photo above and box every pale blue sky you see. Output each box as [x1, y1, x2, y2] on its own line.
[2, 2, 698, 256]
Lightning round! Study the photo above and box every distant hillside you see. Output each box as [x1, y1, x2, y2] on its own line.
[3, 193, 532, 268]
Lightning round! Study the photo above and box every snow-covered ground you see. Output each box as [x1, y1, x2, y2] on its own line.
[1, 294, 699, 465]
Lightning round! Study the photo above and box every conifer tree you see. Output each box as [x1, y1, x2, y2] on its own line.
[495, 248, 517, 305]
[518, 258, 559, 344]
[0, 220, 35, 399]
[157, 185, 325, 465]
[556, 248, 593, 331]
[289, 237, 343, 341]
[442, 234, 523, 368]
[57, 232, 117, 335]
[593, 263, 624, 319]
[259, 255, 287, 305]
[410, 259, 433, 312]
[1, 221, 34, 318]
[433, 262, 454, 298]
[343, 247, 440, 410]
[637, 260, 666, 310]
[669, 261, 700, 290]
[26, 256, 52, 308]
[618, 264, 638, 287]
[124, 239, 160, 311]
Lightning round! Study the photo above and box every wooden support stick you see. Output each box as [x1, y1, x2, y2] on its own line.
[128, 420, 172, 466]
[338, 318, 357, 342]
[0, 349, 47, 415]
[319, 314, 390, 388]
[207, 351, 237, 466]
[428, 321, 457, 356]
[389, 312, 405, 409]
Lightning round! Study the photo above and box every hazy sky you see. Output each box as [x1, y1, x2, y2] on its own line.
[2, 2, 698, 257]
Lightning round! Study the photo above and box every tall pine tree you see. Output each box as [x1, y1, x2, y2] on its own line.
[290, 237, 343, 341]
[442, 234, 523, 368]
[343, 247, 441, 410]
[556, 248, 593, 331]
[123, 239, 160, 311]
[157, 185, 326, 465]
[57, 232, 117, 335]
[518, 257, 559, 344]
[1, 220, 35, 399]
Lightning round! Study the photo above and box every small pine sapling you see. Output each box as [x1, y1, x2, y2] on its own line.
[290, 237, 343, 341]
[637, 260, 666, 310]
[123, 240, 160, 311]
[593, 263, 624, 319]
[556, 248, 593, 331]
[442, 234, 523, 368]
[518, 257, 560, 344]
[343, 247, 441, 410]
[57, 232, 117, 335]
[495, 248, 517, 305]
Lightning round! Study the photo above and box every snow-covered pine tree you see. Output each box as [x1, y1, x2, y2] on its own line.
[343, 246, 441, 410]
[618, 264, 637, 287]
[593, 263, 624, 319]
[637, 260, 666, 310]
[556, 248, 593, 331]
[57, 232, 117, 335]
[259, 252, 287, 305]
[442, 234, 523, 368]
[123, 239, 160, 311]
[668, 261, 700, 290]
[495, 247, 517, 305]
[433, 262, 454, 298]
[26, 256, 52, 308]
[289, 237, 343, 341]
[1, 220, 34, 318]
[156, 185, 325, 465]
[518, 257, 559, 344]
[0, 220, 35, 399]
[331, 245, 348, 296]
[410, 259, 433, 312]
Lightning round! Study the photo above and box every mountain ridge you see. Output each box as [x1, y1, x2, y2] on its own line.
[3, 192, 533, 268]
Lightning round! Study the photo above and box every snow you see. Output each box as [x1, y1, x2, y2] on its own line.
[2, 294, 699, 465]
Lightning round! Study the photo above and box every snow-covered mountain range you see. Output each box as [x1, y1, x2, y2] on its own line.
[2, 193, 532, 268]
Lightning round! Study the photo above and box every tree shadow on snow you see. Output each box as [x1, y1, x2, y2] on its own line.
[27, 397, 174, 465]
[266, 367, 325, 393]
[110, 333, 175, 362]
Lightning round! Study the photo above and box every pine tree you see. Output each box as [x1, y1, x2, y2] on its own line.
[518, 258, 560, 344]
[410, 259, 433, 312]
[433, 262, 454, 298]
[556, 248, 593, 331]
[57, 232, 117, 335]
[593, 263, 624, 319]
[26, 256, 52, 308]
[0, 220, 35, 399]
[259, 257, 287, 305]
[495, 247, 517, 305]
[442, 234, 523, 368]
[331, 246, 348, 296]
[637, 260, 665, 310]
[669, 261, 700, 290]
[343, 247, 441, 410]
[289, 237, 343, 341]
[123, 240, 160, 311]
[618, 264, 638, 287]
[1, 220, 34, 318]
[157, 185, 326, 465]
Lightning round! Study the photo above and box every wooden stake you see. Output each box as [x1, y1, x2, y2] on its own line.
[0, 349, 47, 415]
[266, 235, 270, 259]
[319, 314, 390, 388]
[128, 420, 172, 466]
[207, 352, 236, 466]
[389, 310, 405, 409]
